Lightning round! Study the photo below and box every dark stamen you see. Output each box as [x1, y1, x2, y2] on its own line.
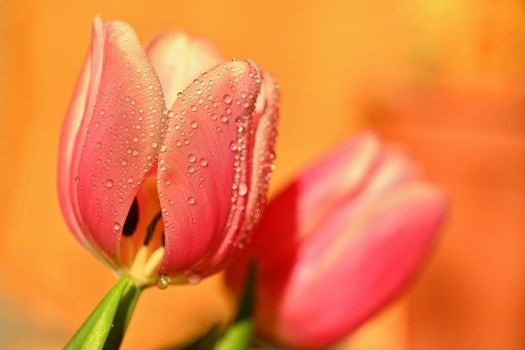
[144, 211, 163, 246]
[122, 198, 139, 236]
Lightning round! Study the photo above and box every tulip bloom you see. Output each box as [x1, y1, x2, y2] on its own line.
[58, 17, 279, 288]
[227, 132, 446, 348]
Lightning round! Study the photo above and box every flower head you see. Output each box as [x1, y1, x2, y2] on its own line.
[227, 132, 446, 348]
[58, 17, 279, 287]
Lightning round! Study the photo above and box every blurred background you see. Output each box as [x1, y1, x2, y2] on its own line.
[1, 0, 524, 349]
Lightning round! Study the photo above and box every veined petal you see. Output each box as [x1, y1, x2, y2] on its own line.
[58, 17, 166, 264]
[58, 51, 94, 250]
[157, 61, 270, 278]
[145, 31, 223, 107]
[200, 71, 280, 274]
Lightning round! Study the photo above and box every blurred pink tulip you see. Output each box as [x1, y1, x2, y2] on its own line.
[57, 17, 279, 287]
[227, 132, 446, 348]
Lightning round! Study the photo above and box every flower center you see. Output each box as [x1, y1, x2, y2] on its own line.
[119, 176, 166, 287]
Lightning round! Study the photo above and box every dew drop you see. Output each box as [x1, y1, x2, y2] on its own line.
[223, 94, 232, 104]
[190, 121, 199, 129]
[187, 196, 196, 205]
[187, 273, 201, 285]
[156, 275, 170, 289]
[113, 222, 121, 231]
[127, 177, 134, 183]
[188, 166, 195, 174]
[187, 154, 197, 163]
[239, 183, 248, 196]
[105, 179, 114, 188]
[200, 158, 208, 167]
[152, 142, 158, 149]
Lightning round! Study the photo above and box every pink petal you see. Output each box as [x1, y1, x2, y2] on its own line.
[145, 31, 223, 107]
[270, 184, 445, 348]
[244, 135, 446, 347]
[58, 51, 94, 251]
[199, 71, 280, 274]
[58, 17, 166, 264]
[157, 61, 278, 278]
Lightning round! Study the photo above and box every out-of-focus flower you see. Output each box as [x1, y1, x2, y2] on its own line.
[227, 132, 446, 348]
[57, 17, 279, 287]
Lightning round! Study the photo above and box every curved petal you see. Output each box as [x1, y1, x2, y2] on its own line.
[266, 184, 445, 348]
[243, 135, 446, 348]
[158, 61, 274, 278]
[58, 17, 166, 264]
[57, 52, 94, 249]
[200, 71, 280, 274]
[145, 31, 223, 107]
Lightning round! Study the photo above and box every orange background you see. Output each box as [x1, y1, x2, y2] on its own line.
[1, 0, 524, 349]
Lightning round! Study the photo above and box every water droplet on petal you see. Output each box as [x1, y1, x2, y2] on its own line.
[187, 273, 201, 285]
[187, 196, 196, 205]
[200, 158, 208, 167]
[156, 275, 170, 289]
[187, 154, 197, 163]
[105, 179, 114, 188]
[223, 94, 232, 104]
[113, 222, 121, 231]
[190, 121, 198, 129]
[239, 183, 248, 196]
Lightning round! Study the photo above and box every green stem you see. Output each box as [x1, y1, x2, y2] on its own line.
[213, 262, 257, 350]
[65, 275, 143, 350]
[213, 319, 253, 350]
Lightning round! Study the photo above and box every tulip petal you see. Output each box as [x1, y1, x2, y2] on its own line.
[201, 71, 280, 273]
[249, 135, 445, 347]
[157, 61, 279, 278]
[145, 31, 223, 107]
[58, 51, 94, 250]
[271, 184, 445, 348]
[58, 17, 166, 264]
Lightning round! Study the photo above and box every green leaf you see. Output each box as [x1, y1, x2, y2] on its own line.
[64, 275, 142, 350]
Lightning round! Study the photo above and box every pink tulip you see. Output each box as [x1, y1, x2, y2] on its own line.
[226, 132, 446, 348]
[57, 17, 279, 287]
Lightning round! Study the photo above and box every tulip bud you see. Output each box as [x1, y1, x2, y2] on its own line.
[58, 17, 279, 288]
[227, 132, 446, 348]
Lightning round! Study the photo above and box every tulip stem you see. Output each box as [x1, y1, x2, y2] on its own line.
[213, 263, 256, 350]
[64, 275, 143, 350]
